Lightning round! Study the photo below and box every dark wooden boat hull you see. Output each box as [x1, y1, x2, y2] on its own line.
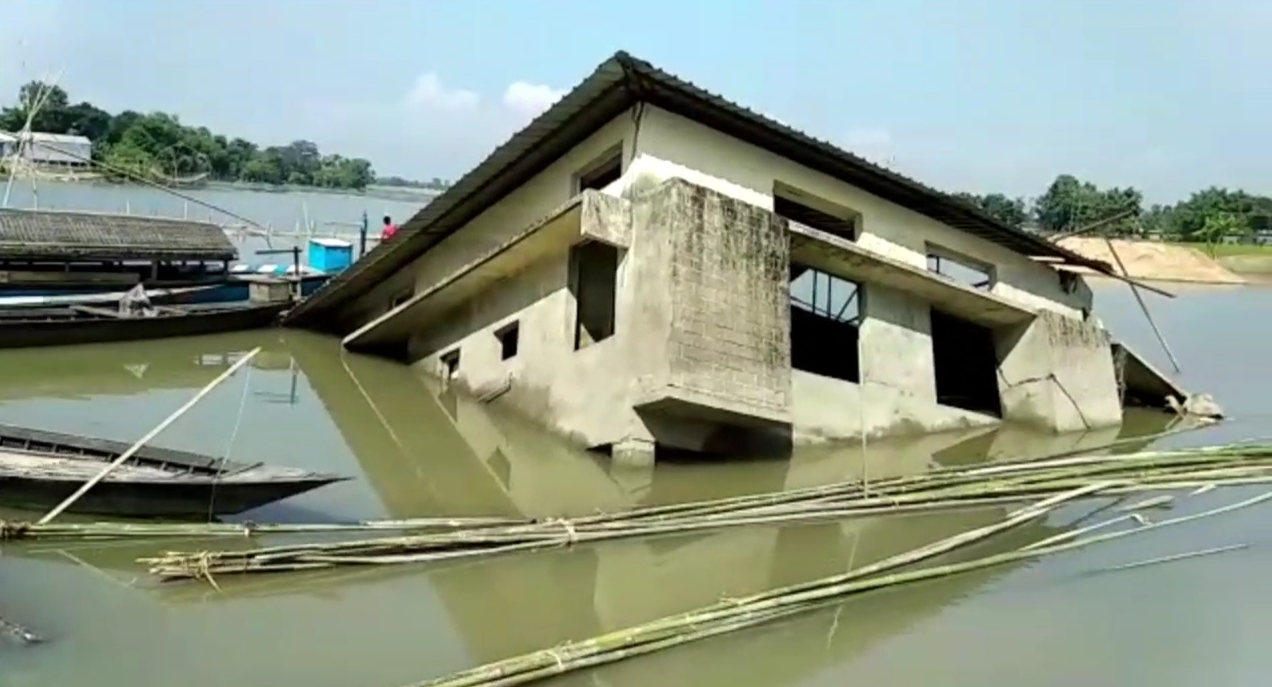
[0, 424, 347, 519]
[0, 474, 340, 519]
[0, 302, 288, 349]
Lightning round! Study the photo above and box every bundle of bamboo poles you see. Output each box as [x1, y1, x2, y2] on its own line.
[140, 442, 1272, 582]
[0, 516, 525, 543]
[403, 482, 1271, 687]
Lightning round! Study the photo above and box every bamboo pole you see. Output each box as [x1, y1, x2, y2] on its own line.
[1103, 236, 1181, 372]
[407, 488, 1272, 687]
[37, 347, 262, 525]
[138, 444, 1272, 580]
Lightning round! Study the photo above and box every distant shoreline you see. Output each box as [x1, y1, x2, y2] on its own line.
[18, 176, 442, 204]
[199, 180, 442, 203]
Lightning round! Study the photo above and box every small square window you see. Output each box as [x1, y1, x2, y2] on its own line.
[496, 321, 520, 360]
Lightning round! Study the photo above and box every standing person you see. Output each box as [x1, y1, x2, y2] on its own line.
[381, 215, 399, 242]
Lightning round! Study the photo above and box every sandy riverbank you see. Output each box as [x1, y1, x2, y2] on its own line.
[1054, 237, 1254, 285]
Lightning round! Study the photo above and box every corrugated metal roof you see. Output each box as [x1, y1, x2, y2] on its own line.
[286, 52, 1112, 330]
[26, 132, 91, 144]
[0, 209, 237, 261]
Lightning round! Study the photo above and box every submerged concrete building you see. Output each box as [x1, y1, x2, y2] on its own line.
[286, 52, 1127, 465]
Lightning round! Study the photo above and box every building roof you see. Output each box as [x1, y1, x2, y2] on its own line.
[285, 51, 1114, 329]
[0, 209, 238, 262]
[0, 131, 92, 145]
[27, 132, 92, 144]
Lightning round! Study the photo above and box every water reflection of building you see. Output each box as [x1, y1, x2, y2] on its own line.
[293, 327, 1173, 521]
[273, 335, 1176, 686]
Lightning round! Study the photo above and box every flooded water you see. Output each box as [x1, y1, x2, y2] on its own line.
[0, 279, 1267, 687]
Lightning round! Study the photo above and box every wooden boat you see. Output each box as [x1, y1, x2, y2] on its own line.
[0, 273, 332, 309]
[0, 301, 288, 349]
[0, 424, 348, 519]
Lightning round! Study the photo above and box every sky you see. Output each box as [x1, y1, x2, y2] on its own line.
[3, 0, 1269, 203]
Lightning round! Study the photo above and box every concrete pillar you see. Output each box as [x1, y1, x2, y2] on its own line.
[612, 437, 656, 468]
[995, 311, 1122, 433]
[857, 284, 937, 401]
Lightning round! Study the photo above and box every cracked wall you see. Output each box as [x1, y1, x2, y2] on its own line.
[995, 310, 1123, 432]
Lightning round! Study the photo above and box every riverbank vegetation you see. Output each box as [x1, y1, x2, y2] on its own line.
[0, 81, 382, 191]
[957, 175, 1272, 247]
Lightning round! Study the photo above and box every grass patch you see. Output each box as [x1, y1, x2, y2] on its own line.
[1168, 242, 1272, 257]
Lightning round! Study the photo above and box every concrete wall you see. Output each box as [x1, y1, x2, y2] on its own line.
[375, 102, 1121, 457]
[407, 252, 636, 449]
[629, 180, 792, 428]
[621, 106, 1094, 319]
[340, 112, 637, 331]
[995, 310, 1123, 432]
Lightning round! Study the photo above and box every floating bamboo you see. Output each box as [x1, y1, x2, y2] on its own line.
[403, 485, 1271, 687]
[138, 442, 1272, 581]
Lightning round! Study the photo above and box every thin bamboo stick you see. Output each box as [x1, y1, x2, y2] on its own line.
[38, 347, 263, 525]
[406, 488, 1272, 687]
[140, 447, 1272, 580]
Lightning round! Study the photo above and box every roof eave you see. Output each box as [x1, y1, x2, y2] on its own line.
[285, 56, 638, 325]
[287, 51, 1115, 328]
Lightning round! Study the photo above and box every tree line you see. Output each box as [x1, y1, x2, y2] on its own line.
[955, 175, 1272, 244]
[0, 81, 383, 190]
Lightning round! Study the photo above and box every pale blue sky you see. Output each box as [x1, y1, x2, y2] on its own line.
[5, 0, 1268, 202]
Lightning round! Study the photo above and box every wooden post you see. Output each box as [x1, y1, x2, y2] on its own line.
[37, 347, 262, 524]
[360, 211, 369, 257]
[291, 245, 301, 300]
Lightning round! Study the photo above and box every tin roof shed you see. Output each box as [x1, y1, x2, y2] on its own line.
[0, 209, 237, 262]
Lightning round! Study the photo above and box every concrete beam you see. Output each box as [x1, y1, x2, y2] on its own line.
[788, 224, 1037, 327]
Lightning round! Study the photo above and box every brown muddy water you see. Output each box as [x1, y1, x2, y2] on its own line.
[0, 282, 1268, 687]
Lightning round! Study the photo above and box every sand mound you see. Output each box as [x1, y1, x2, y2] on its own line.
[1054, 237, 1247, 285]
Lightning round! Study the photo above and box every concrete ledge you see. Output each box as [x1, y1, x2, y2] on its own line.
[635, 384, 792, 429]
[789, 225, 1037, 326]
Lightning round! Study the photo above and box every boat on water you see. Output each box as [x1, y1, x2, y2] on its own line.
[0, 269, 332, 309]
[0, 424, 348, 519]
[0, 299, 288, 349]
[0, 209, 348, 307]
[0, 208, 241, 294]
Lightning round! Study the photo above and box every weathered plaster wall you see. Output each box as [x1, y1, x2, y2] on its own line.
[622, 106, 1094, 319]
[995, 310, 1123, 432]
[340, 111, 637, 331]
[406, 253, 635, 449]
[630, 180, 792, 427]
[792, 370, 999, 441]
[383, 102, 1122, 458]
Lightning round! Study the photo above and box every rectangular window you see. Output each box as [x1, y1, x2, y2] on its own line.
[773, 182, 860, 241]
[496, 321, 520, 360]
[568, 241, 620, 350]
[925, 243, 996, 291]
[574, 147, 623, 193]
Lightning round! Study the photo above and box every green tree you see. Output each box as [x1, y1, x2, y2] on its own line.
[1033, 174, 1142, 236]
[2, 82, 382, 190]
[955, 192, 1030, 228]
